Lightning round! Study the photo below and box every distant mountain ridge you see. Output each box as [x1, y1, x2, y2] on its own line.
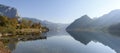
[0, 4, 68, 31]
[67, 9, 120, 31]
[0, 4, 19, 18]
[23, 17, 69, 31]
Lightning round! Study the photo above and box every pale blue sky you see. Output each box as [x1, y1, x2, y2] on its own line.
[0, 0, 120, 23]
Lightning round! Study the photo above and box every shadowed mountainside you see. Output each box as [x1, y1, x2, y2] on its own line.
[67, 9, 120, 31]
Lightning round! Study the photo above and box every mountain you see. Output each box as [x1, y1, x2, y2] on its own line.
[92, 9, 120, 27]
[0, 4, 19, 18]
[67, 9, 120, 31]
[0, 4, 68, 32]
[66, 15, 92, 31]
[23, 17, 68, 31]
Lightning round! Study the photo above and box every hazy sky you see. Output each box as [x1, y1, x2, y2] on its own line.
[0, 0, 120, 23]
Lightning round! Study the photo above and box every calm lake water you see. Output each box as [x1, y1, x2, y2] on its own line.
[2, 30, 120, 53]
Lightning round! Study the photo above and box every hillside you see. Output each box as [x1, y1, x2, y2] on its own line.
[67, 9, 120, 31]
[23, 17, 68, 31]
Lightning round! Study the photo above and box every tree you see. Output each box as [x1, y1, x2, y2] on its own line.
[0, 16, 8, 26]
[8, 18, 18, 28]
[31, 23, 42, 29]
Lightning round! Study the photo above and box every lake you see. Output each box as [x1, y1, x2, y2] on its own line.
[1, 30, 120, 53]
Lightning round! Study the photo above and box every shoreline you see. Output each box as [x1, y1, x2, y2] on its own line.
[0, 28, 49, 37]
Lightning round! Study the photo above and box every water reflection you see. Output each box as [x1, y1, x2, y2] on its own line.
[45, 30, 69, 37]
[0, 33, 47, 52]
[109, 31, 120, 37]
[67, 31, 120, 53]
[0, 31, 119, 53]
[0, 41, 10, 53]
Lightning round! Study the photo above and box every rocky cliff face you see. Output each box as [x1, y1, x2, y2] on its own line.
[0, 4, 19, 18]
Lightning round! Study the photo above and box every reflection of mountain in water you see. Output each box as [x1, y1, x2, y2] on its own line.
[45, 31, 69, 37]
[67, 31, 120, 53]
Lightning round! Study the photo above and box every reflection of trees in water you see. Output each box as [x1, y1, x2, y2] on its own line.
[67, 31, 120, 53]
[0, 31, 67, 52]
[0, 33, 47, 52]
[0, 41, 11, 53]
